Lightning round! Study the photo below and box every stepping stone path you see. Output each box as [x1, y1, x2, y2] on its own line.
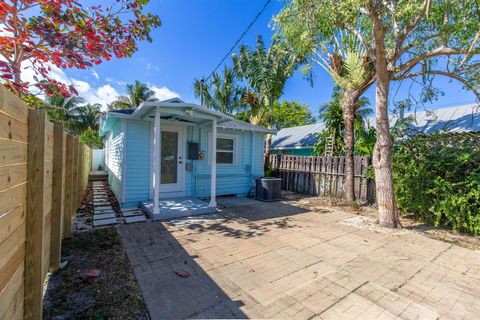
[91, 182, 147, 227]
[92, 181, 120, 228]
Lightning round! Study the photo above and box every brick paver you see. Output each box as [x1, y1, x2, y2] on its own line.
[117, 201, 480, 319]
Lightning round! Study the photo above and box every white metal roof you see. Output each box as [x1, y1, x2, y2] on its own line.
[271, 123, 325, 149]
[391, 104, 480, 134]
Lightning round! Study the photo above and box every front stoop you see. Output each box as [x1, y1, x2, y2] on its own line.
[140, 197, 216, 221]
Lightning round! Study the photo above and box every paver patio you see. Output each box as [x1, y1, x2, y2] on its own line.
[117, 200, 480, 319]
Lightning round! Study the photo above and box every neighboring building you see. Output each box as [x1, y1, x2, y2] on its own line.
[270, 123, 325, 156]
[271, 104, 480, 157]
[99, 98, 272, 219]
[391, 104, 480, 134]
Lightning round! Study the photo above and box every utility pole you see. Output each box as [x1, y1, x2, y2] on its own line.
[200, 78, 205, 106]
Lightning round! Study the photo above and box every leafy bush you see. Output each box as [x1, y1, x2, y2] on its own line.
[79, 128, 104, 149]
[393, 132, 480, 235]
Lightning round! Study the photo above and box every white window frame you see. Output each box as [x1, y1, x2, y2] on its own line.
[208, 133, 239, 166]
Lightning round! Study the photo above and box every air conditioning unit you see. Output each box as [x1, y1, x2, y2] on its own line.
[255, 177, 281, 202]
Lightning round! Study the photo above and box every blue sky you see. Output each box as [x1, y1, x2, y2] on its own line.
[64, 0, 477, 116]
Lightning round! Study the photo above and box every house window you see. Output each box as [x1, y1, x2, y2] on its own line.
[216, 137, 235, 164]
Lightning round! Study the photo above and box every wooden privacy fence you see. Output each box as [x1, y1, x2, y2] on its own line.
[0, 87, 91, 320]
[269, 154, 375, 203]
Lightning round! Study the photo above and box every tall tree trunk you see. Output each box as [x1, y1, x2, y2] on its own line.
[341, 93, 356, 202]
[372, 6, 400, 228]
[264, 132, 272, 174]
[264, 98, 274, 174]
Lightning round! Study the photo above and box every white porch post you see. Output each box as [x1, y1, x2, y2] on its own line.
[153, 110, 161, 215]
[210, 118, 217, 207]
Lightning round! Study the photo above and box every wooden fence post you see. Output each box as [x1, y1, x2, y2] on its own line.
[63, 134, 74, 237]
[24, 109, 48, 320]
[0, 86, 29, 320]
[72, 137, 79, 218]
[77, 143, 84, 206]
[49, 125, 66, 271]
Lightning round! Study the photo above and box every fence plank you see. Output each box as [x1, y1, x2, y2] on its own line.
[24, 109, 48, 320]
[50, 125, 66, 272]
[72, 138, 79, 220]
[0, 262, 24, 320]
[270, 155, 374, 203]
[63, 134, 74, 238]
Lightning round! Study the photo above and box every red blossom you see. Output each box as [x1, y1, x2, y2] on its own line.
[0, 0, 161, 97]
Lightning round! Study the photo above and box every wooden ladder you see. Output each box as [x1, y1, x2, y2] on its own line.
[324, 132, 335, 157]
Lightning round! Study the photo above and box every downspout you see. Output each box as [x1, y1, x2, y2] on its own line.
[249, 131, 255, 197]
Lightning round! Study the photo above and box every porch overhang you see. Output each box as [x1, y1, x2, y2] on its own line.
[131, 99, 235, 125]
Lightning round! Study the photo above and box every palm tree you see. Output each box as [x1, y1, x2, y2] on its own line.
[233, 35, 300, 170]
[109, 80, 158, 110]
[67, 103, 103, 134]
[44, 94, 85, 123]
[314, 88, 372, 156]
[193, 66, 244, 115]
[315, 31, 375, 201]
[355, 121, 377, 157]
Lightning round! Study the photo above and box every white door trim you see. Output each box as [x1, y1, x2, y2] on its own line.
[150, 124, 186, 197]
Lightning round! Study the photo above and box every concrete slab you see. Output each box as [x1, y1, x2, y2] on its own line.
[217, 196, 262, 208]
[94, 210, 115, 215]
[94, 205, 113, 211]
[123, 211, 144, 217]
[140, 197, 216, 221]
[93, 201, 110, 206]
[93, 213, 116, 220]
[125, 215, 147, 224]
[93, 218, 119, 227]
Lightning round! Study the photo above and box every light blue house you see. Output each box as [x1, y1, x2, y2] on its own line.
[99, 98, 271, 219]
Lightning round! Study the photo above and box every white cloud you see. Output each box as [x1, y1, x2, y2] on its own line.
[146, 63, 160, 71]
[72, 80, 119, 111]
[13, 60, 118, 111]
[150, 85, 180, 101]
[91, 70, 99, 81]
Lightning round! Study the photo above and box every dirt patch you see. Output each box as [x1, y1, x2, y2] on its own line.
[43, 228, 147, 320]
[287, 193, 480, 250]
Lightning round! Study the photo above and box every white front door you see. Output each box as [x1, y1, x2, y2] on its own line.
[159, 125, 185, 193]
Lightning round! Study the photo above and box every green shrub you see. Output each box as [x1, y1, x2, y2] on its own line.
[79, 127, 104, 149]
[393, 132, 480, 235]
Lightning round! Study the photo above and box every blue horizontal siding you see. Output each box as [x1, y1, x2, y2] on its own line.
[124, 120, 151, 205]
[105, 119, 123, 201]
[122, 120, 265, 205]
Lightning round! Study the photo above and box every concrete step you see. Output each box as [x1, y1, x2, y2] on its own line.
[94, 210, 115, 216]
[94, 205, 113, 211]
[125, 215, 147, 224]
[123, 210, 144, 217]
[93, 213, 116, 220]
[93, 218, 119, 227]
[93, 201, 111, 206]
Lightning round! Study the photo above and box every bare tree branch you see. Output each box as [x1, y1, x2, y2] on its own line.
[394, 69, 480, 101]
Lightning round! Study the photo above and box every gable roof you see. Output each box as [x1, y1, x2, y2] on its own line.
[102, 99, 273, 133]
[109, 108, 135, 115]
[271, 123, 325, 149]
[391, 104, 480, 134]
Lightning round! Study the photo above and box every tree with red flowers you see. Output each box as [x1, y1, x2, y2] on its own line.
[0, 0, 160, 97]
